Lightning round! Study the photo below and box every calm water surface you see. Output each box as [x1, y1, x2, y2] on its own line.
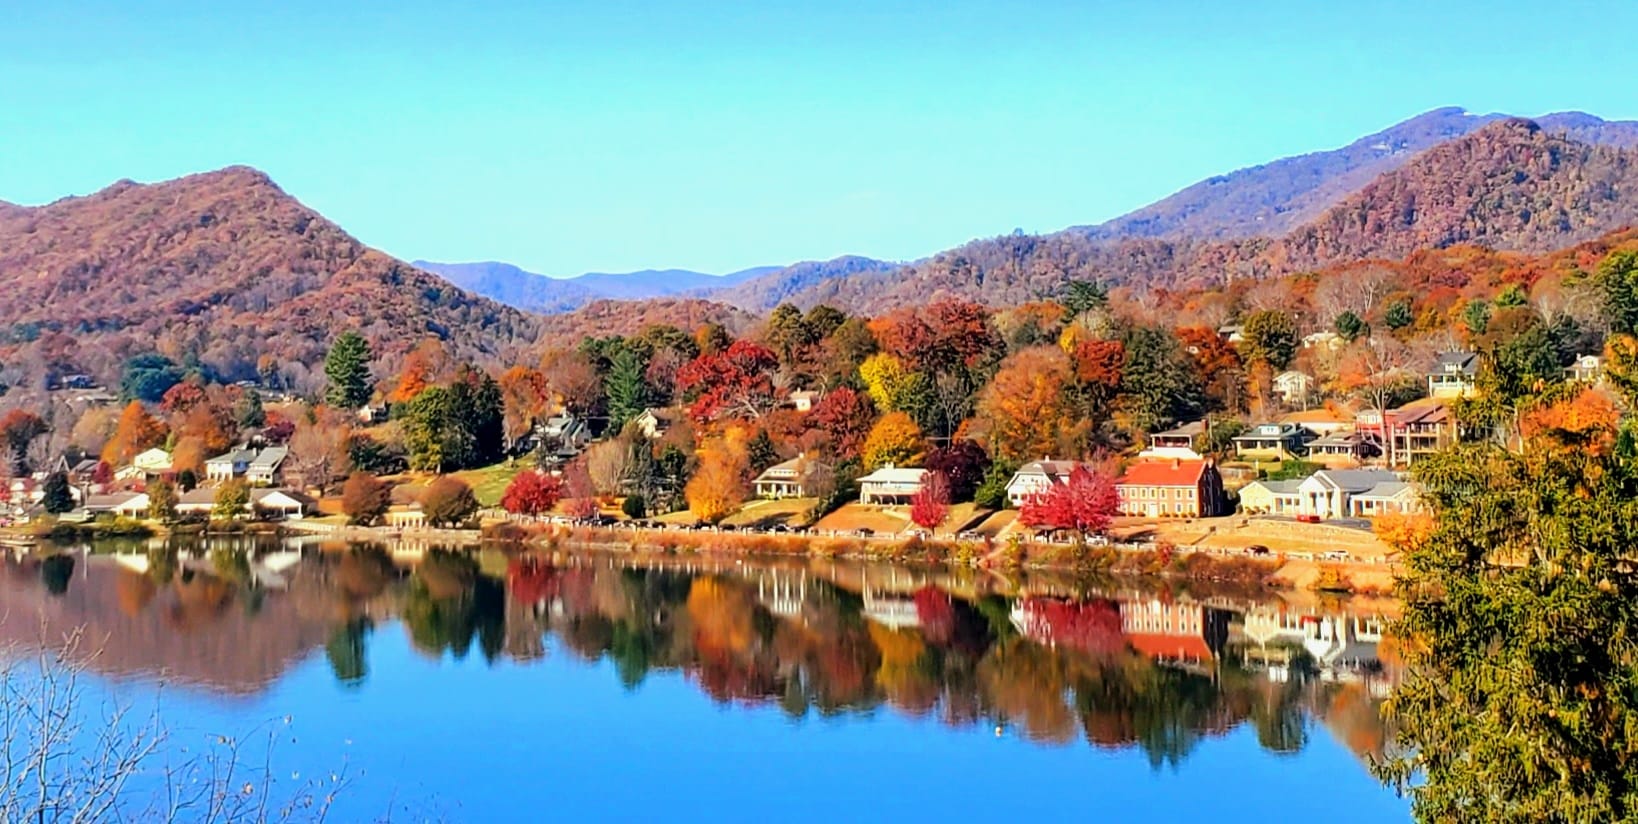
[1, 537, 1409, 822]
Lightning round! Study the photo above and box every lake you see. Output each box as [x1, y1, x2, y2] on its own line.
[0, 536, 1409, 822]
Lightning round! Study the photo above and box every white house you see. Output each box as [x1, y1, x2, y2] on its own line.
[250, 488, 314, 520]
[246, 446, 288, 486]
[1004, 459, 1088, 507]
[1428, 352, 1480, 399]
[1302, 331, 1344, 351]
[752, 454, 828, 499]
[788, 390, 820, 413]
[857, 466, 928, 504]
[205, 448, 258, 482]
[538, 414, 591, 453]
[82, 492, 150, 518]
[1568, 354, 1605, 383]
[632, 408, 676, 440]
[1272, 371, 1314, 406]
[115, 447, 173, 482]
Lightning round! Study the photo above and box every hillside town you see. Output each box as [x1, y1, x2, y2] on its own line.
[4, 251, 1627, 570]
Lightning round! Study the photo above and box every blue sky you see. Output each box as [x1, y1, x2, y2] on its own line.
[3, 1, 1636, 277]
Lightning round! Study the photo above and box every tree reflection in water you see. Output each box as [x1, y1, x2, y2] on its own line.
[0, 541, 1396, 771]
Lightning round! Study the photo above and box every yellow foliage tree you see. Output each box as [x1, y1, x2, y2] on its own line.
[861, 411, 925, 469]
[685, 438, 748, 524]
[858, 353, 914, 413]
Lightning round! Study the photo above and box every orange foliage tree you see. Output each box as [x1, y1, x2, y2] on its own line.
[685, 439, 748, 524]
[977, 346, 1083, 464]
[101, 401, 166, 466]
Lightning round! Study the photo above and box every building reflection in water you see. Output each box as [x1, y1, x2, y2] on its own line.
[0, 537, 1396, 767]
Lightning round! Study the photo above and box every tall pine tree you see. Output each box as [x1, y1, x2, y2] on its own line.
[605, 347, 649, 430]
[324, 331, 374, 410]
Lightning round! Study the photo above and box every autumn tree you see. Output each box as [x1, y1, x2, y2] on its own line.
[924, 439, 990, 502]
[871, 299, 998, 375]
[341, 472, 392, 526]
[541, 348, 603, 417]
[422, 476, 479, 527]
[288, 406, 352, 492]
[1071, 339, 1125, 423]
[498, 365, 550, 453]
[858, 353, 917, 413]
[146, 478, 177, 523]
[1177, 325, 1244, 414]
[808, 386, 875, 461]
[977, 346, 1083, 464]
[101, 402, 166, 466]
[213, 479, 250, 521]
[1019, 466, 1119, 539]
[685, 439, 748, 524]
[501, 470, 563, 517]
[909, 470, 951, 530]
[862, 411, 926, 470]
[324, 331, 374, 410]
[676, 340, 779, 423]
[0, 410, 48, 475]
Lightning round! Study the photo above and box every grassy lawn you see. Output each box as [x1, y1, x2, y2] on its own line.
[814, 504, 911, 534]
[724, 497, 815, 528]
[447, 462, 529, 507]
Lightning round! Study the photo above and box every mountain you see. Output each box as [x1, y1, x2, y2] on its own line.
[793, 119, 1638, 312]
[698, 255, 901, 313]
[0, 167, 539, 393]
[1076, 107, 1638, 243]
[535, 298, 757, 346]
[413, 259, 779, 313]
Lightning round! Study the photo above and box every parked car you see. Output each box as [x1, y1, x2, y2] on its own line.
[1247, 544, 1271, 556]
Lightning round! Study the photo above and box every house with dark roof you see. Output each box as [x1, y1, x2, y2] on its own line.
[1232, 422, 1312, 461]
[1428, 351, 1480, 399]
[1115, 459, 1226, 518]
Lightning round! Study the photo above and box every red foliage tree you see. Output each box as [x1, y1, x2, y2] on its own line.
[675, 339, 779, 423]
[808, 386, 875, 460]
[871, 299, 998, 374]
[262, 410, 296, 444]
[1020, 466, 1119, 538]
[501, 470, 564, 517]
[924, 439, 990, 501]
[90, 461, 114, 486]
[909, 470, 951, 530]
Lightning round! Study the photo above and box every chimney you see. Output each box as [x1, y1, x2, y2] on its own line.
[1172, 458, 1181, 469]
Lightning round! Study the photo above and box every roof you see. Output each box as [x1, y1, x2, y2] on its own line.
[1242, 479, 1302, 495]
[753, 455, 826, 483]
[857, 467, 928, 484]
[1391, 402, 1450, 425]
[1353, 481, 1419, 500]
[1118, 459, 1208, 488]
[83, 492, 145, 511]
[1309, 469, 1400, 494]
[207, 448, 258, 464]
[1281, 407, 1354, 424]
[1011, 459, 1086, 480]
[1274, 370, 1312, 382]
[1126, 633, 1214, 662]
[1432, 351, 1480, 376]
[248, 446, 288, 470]
[1308, 431, 1364, 448]
[1153, 420, 1207, 438]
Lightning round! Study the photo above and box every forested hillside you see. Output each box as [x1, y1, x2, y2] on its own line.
[0, 167, 540, 394]
[796, 120, 1638, 312]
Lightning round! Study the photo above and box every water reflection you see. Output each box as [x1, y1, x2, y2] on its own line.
[0, 538, 1394, 769]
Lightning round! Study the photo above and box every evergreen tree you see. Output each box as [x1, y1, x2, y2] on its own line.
[41, 471, 74, 514]
[235, 389, 266, 429]
[1333, 310, 1368, 343]
[404, 387, 452, 472]
[746, 429, 780, 475]
[1239, 310, 1299, 370]
[1383, 298, 1414, 331]
[324, 331, 374, 409]
[605, 347, 649, 430]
